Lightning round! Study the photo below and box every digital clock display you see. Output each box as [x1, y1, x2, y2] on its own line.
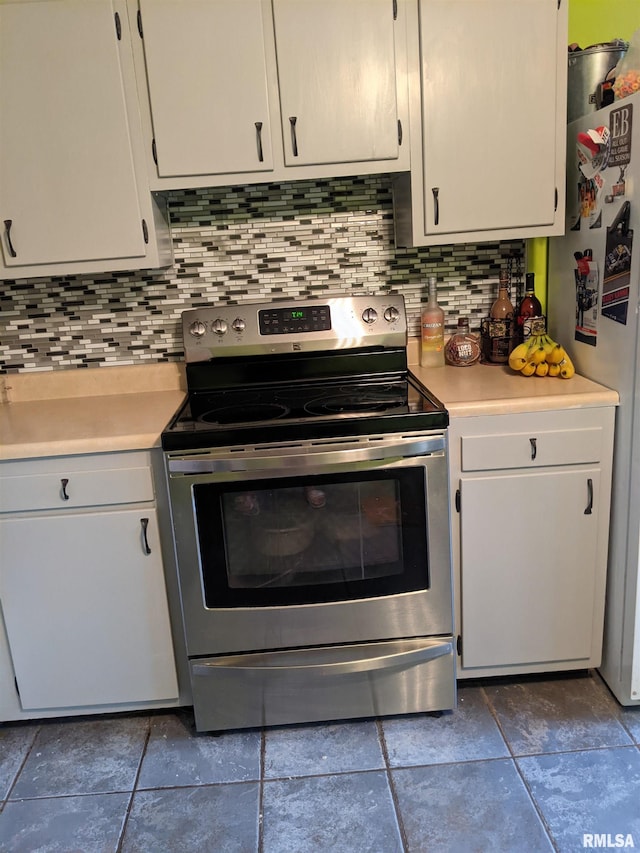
[258, 305, 332, 335]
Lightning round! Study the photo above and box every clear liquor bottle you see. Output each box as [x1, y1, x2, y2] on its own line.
[420, 277, 445, 368]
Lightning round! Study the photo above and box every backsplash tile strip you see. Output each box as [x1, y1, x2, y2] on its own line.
[0, 175, 523, 374]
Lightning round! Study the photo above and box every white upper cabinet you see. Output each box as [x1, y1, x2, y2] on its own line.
[393, 0, 568, 247]
[138, 0, 274, 177]
[0, 0, 171, 279]
[129, 0, 408, 189]
[272, 0, 399, 167]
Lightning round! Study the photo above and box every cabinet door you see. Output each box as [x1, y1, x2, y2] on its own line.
[419, 0, 559, 236]
[273, 0, 399, 166]
[138, 0, 274, 177]
[460, 468, 600, 668]
[0, 509, 178, 710]
[0, 0, 147, 267]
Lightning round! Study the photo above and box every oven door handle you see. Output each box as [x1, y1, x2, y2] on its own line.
[191, 638, 454, 679]
[168, 434, 446, 474]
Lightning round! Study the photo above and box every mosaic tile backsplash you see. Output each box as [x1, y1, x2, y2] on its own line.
[0, 175, 524, 373]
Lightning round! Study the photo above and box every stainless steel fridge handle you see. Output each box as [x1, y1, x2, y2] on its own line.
[192, 639, 454, 678]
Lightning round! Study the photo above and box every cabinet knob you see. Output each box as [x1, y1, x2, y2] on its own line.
[529, 437, 537, 460]
[60, 478, 70, 501]
[431, 188, 440, 226]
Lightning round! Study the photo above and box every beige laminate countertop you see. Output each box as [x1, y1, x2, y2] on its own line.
[410, 362, 619, 417]
[0, 364, 186, 461]
[0, 358, 619, 461]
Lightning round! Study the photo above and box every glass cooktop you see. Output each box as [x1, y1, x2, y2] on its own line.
[162, 376, 447, 451]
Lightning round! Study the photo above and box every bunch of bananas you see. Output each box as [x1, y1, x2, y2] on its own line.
[508, 334, 575, 379]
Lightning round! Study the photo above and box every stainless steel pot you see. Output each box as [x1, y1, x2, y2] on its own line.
[568, 41, 628, 123]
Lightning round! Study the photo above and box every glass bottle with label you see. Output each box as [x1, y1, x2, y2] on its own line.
[445, 317, 481, 366]
[420, 277, 445, 368]
[490, 269, 515, 319]
[488, 269, 515, 363]
[516, 272, 544, 342]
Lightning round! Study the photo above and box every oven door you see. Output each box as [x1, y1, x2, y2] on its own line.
[165, 432, 452, 655]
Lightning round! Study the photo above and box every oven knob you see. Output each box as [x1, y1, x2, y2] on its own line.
[362, 308, 378, 324]
[384, 306, 400, 323]
[188, 320, 207, 338]
[232, 318, 246, 333]
[211, 319, 228, 336]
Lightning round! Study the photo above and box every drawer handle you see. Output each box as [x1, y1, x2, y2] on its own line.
[192, 638, 454, 678]
[60, 478, 70, 501]
[584, 478, 593, 515]
[140, 517, 152, 555]
[529, 437, 537, 460]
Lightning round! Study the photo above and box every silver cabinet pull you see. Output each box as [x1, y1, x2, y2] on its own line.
[432, 187, 440, 225]
[584, 478, 593, 515]
[289, 116, 299, 157]
[529, 437, 537, 460]
[140, 518, 152, 555]
[255, 121, 264, 162]
[4, 220, 17, 257]
[60, 478, 70, 501]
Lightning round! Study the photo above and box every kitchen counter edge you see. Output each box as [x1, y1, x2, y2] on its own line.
[0, 361, 619, 462]
[410, 362, 619, 417]
[0, 364, 186, 462]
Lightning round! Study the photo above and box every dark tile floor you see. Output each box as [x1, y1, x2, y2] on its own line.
[1, 670, 640, 852]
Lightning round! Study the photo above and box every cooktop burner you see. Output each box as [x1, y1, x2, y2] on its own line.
[199, 402, 290, 425]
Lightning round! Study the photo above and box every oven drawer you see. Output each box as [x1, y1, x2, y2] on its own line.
[0, 452, 155, 513]
[189, 637, 456, 731]
[460, 427, 603, 472]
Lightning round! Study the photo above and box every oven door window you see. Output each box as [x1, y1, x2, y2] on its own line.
[193, 468, 430, 607]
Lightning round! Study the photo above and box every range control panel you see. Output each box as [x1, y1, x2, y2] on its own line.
[182, 296, 407, 363]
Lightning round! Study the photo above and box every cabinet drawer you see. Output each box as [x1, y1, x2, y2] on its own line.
[0, 465, 154, 513]
[461, 427, 603, 472]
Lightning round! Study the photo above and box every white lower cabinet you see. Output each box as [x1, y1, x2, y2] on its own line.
[449, 406, 615, 678]
[0, 451, 179, 720]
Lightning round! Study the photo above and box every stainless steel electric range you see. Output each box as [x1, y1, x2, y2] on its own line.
[162, 295, 455, 732]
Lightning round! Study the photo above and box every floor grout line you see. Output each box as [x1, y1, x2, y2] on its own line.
[257, 727, 266, 853]
[376, 717, 410, 853]
[114, 714, 152, 853]
[480, 685, 560, 852]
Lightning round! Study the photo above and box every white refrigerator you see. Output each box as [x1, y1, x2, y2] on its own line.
[548, 91, 640, 705]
